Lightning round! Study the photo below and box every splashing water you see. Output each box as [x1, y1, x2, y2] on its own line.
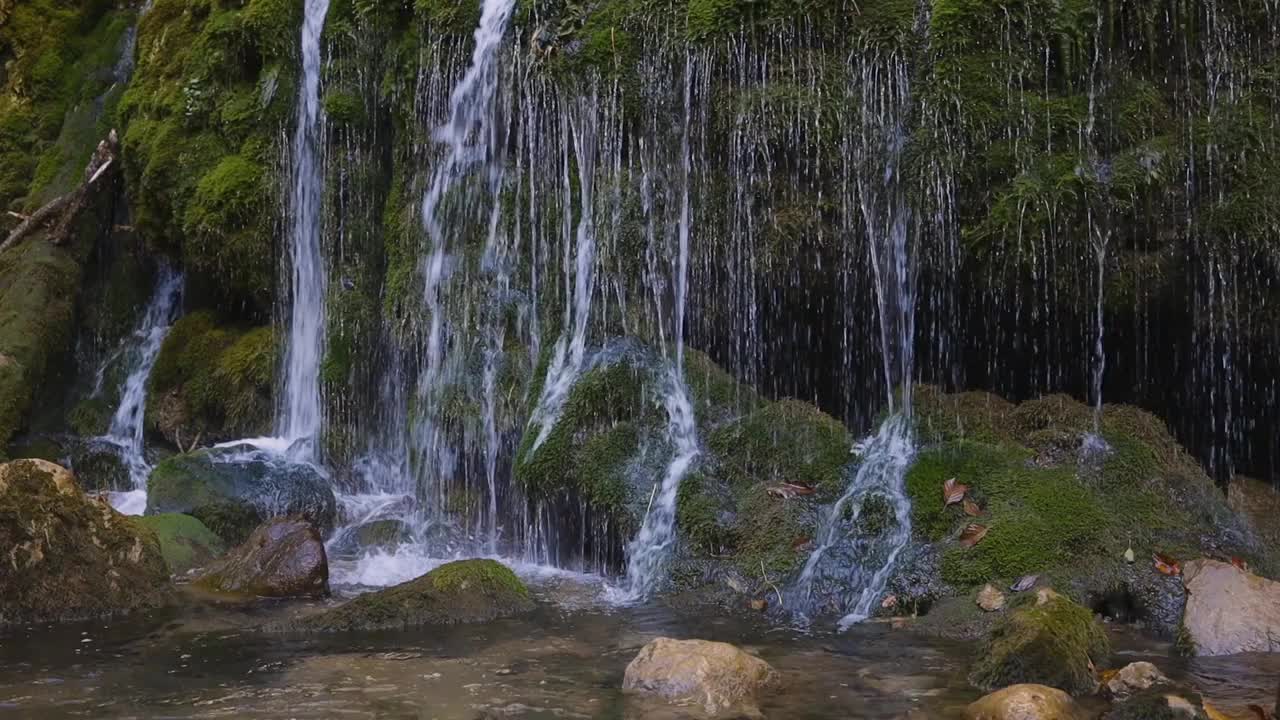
[277, 0, 331, 454]
[99, 267, 184, 515]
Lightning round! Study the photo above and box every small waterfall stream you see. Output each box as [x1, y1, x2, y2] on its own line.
[98, 267, 184, 515]
[277, 0, 332, 454]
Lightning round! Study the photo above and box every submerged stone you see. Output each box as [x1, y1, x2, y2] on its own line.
[622, 637, 780, 718]
[135, 513, 226, 575]
[146, 448, 336, 545]
[291, 559, 532, 632]
[964, 684, 1084, 720]
[1104, 662, 1169, 700]
[194, 517, 328, 598]
[969, 591, 1110, 696]
[0, 459, 172, 624]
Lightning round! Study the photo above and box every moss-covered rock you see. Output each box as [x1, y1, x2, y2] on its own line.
[146, 449, 336, 545]
[969, 590, 1110, 696]
[904, 387, 1276, 636]
[291, 559, 533, 632]
[146, 312, 275, 445]
[0, 459, 172, 624]
[135, 513, 226, 575]
[1102, 687, 1210, 720]
[329, 518, 414, 558]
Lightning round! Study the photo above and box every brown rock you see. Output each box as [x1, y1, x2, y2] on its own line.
[1105, 661, 1168, 699]
[623, 637, 779, 717]
[1181, 559, 1280, 656]
[194, 517, 329, 598]
[965, 684, 1084, 720]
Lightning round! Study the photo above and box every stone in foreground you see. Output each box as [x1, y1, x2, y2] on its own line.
[969, 590, 1110, 695]
[623, 637, 779, 718]
[1104, 662, 1169, 700]
[292, 559, 532, 631]
[1180, 558, 1280, 656]
[0, 459, 172, 624]
[194, 517, 328, 598]
[964, 684, 1083, 720]
[136, 513, 226, 575]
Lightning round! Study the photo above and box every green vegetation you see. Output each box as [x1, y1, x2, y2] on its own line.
[969, 591, 1110, 695]
[135, 513, 226, 575]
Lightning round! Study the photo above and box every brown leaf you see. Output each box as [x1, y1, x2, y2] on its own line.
[1245, 704, 1271, 720]
[943, 477, 969, 506]
[1202, 702, 1233, 720]
[1231, 556, 1251, 573]
[881, 593, 898, 609]
[1154, 552, 1182, 576]
[791, 536, 812, 551]
[959, 523, 989, 548]
[749, 598, 768, 612]
[963, 498, 981, 517]
[768, 483, 816, 500]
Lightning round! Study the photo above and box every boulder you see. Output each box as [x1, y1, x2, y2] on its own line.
[622, 637, 779, 718]
[292, 559, 532, 632]
[327, 518, 413, 558]
[0, 459, 172, 624]
[1105, 662, 1169, 700]
[969, 591, 1110, 695]
[194, 517, 328, 598]
[964, 684, 1084, 720]
[1102, 687, 1209, 719]
[135, 513, 226, 575]
[1180, 558, 1280, 656]
[146, 448, 336, 545]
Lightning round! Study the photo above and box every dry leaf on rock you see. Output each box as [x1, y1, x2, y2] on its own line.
[959, 523, 988, 548]
[943, 477, 969, 506]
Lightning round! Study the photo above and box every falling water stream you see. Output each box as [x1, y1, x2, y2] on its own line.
[97, 267, 184, 516]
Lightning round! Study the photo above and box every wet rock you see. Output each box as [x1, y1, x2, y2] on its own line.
[969, 591, 1110, 695]
[978, 584, 1006, 612]
[327, 519, 413, 558]
[146, 448, 336, 544]
[135, 513, 226, 575]
[1180, 558, 1280, 656]
[194, 517, 328, 598]
[964, 684, 1084, 720]
[622, 637, 779, 718]
[291, 559, 532, 631]
[67, 440, 129, 492]
[912, 594, 1005, 642]
[0, 459, 172, 624]
[1104, 662, 1169, 700]
[1228, 475, 1280, 547]
[1102, 687, 1209, 719]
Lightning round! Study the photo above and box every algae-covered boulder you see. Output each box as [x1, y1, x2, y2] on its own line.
[195, 517, 328, 598]
[969, 590, 1110, 695]
[905, 387, 1276, 636]
[293, 559, 532, 632]
[0, 459, 172, 624]
[1102, 687, 1210, 720]
[146, 448, 336, 545]
[622, 637, 780, 718]
[328, 518, 414, 558]
[964, 684, 1084, 720]
[135, 513, 226, 575]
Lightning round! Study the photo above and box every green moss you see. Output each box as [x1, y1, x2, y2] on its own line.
[970, 592, 1110, 695]
[292, 559, 533, 632]
[1103, 688, 1209, 720]
[709, 399, 852, 498]
[135, 513, 226, 575]
[323, 90, 366, 126]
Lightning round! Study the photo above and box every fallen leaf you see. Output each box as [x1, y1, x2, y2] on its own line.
[767, 483, 816, 500]
[1245, 704, 1271, 720]
[1124, 546, 1135, 563]
[1010, 574, 1038, 593]
[963, 499, 982, 517]
[749, 598, 768, 612]
[943, 477, 969, 506]
[791, 536, 812, 550]
[976, 584, 1005, 611]
[1153, 552, 1181, 576]
[1099, 669, 1120, 685]
[959, 523, 989, 548]
[1231, 556, 1251, 573]
[881, 594, 898, 609]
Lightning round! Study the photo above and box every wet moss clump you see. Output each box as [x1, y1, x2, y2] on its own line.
[292, 559, 533, 632]
[969, 591, 1110, 695]
[135, 513, 226, 575]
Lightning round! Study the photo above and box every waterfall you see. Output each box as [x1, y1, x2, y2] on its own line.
[277, 0, 332, 454]
[98, 267, 184, 515]
[615, 56, 701, 600]
[788, 52, 918, 628]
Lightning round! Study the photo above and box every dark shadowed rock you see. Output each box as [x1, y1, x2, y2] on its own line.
[290, 559, 532, 632]
[0, 459, 172, 624]
[194, 517, 328, 598]
[146, 448, 336, 545]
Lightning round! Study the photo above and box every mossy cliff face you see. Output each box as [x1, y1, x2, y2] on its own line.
[904, 386, 1276, 635]
[120, 0, 300, 316]
[0, 459, 172, 624]
[146, 311, 276, 446]
[290, 558, 533, 632]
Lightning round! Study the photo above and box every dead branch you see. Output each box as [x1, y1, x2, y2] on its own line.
[0, 130, 119, 256]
